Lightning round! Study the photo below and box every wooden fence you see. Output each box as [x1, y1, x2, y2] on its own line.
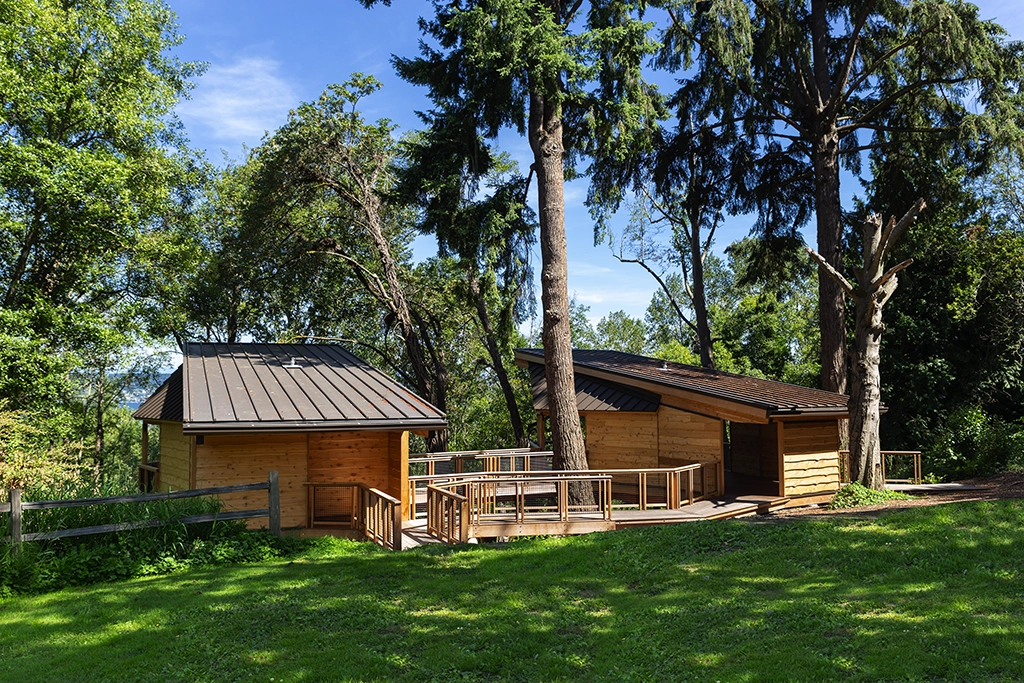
[2, 471, 281, 549]
[304, 482, 403, 551]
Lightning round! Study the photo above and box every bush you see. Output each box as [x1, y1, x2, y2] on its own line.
[1, 478, 310, 595]
[829, 482, 914, 510]
[926, 406, 1024, 480]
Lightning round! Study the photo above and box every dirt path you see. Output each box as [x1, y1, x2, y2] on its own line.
[771, 472, 1024, 520]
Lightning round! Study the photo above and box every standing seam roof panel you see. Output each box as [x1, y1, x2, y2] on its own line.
[304, 345, 390, 420]
[219, 345, 260, 422]
[319, 345, 429, 419]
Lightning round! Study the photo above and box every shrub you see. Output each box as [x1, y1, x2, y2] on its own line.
[829, 482, 914, 510]
[1, 478, 310, 595]
[927, 406, 1024, 480]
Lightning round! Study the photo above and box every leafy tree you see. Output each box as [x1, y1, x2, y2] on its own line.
[594, 310, 649, 355]
[369, 0, 664, 489]
[0, 0, 204, 486]
[656, 0, 1024, 396]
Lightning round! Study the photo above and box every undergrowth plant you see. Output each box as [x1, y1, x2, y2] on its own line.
[1, 478, 309, 596]
[829, 482, 914, 509]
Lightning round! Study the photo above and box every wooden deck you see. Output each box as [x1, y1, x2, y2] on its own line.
[404, 494, 788, 547]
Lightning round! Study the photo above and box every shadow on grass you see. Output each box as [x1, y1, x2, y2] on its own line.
[2, 500, 1023, 682]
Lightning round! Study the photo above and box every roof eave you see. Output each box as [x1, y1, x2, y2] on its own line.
[182, 418, 449, 435]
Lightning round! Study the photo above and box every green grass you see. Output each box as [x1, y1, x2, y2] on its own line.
[3, 501, 1024, 682]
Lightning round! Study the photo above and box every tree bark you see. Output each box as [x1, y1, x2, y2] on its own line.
[687, 210, 715, 369]
[811, 129, 847, 396]
[528, 84, 591, 505]
[808, 199, 925, 490]
[467, 269, 528, 447]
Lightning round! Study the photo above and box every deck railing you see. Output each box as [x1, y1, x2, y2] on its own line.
[840, 450, 923, 485]
[419, 460, 721, 543]
[425, 473, 614, 544]
[410, 460, 718, 520]
[304, 482, 402, 551]
[426, 485, 468, 543]
[409, 449, 552, 476]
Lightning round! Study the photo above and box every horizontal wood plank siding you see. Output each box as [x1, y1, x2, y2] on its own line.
[584, 413, 659, 469]
[157, 422, 191, 491]
[658, 407, 722, 493]
[195, 433, 307, 529]
[782, 420, 840, 498]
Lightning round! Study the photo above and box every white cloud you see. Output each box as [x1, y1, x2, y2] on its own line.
[568, 263, 613, 277]
[179, 56, 297, 145]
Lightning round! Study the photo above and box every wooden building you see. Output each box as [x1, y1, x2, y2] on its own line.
[516, 349, 849, 506]
[133, 343, 447, 528]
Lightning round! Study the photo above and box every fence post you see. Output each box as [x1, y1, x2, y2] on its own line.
[392, 496, 403, 552]
[268, 470, 281, 537]
[9, 488, 22, 552]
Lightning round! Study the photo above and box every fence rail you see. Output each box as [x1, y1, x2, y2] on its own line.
[3, 472, 281, 548]
[304, 482, 402, 551]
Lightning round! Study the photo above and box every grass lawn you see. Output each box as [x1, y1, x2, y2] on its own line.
[2, 500, 1023, 683]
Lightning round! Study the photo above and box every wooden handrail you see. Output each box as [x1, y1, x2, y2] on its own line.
[305, 482, 402, 551]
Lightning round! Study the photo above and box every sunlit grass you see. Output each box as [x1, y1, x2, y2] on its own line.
[2, 501, 1024, 682]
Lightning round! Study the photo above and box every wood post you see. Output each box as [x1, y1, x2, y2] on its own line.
[536, 413, 546, 450]
[392, 495, 403, 552]
[9, 488, 21, 551]
[139, 422, 149, 492]
[268, 470, 281, 536]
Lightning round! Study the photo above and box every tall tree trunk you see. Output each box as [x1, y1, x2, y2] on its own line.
[361, 192, 448, 451]
[468, 269, 527, 447]
[849, 287, 884, 489]
[687, 212, 715, 369]
[528, 84, 590, 505]
[811, 130, 847, 397]
[809, 199, 925, 490]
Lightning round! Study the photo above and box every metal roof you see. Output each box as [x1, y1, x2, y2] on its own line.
[527, 363, 660, 412]
[132, 366, 184, 422]
[516, 348, 849, 415]
[135, 343, 447, 433]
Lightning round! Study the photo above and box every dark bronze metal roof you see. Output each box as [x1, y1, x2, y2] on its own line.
[516, 348, 849, 415]
[133, 366, 184, 422]
[136, 343, 447, 433]
[527, 363, 660, 412]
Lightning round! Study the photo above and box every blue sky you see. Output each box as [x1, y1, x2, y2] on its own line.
[171, 0, 1024, 329]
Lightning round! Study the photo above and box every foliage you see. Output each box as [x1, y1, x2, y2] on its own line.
[4, 502, 1024, 680]
[0, 477, 309, 595]
[0, 403, 79, 492]
[828, 483, 914, 510]
[926, 406, 1024, 481]
[0, 0, 206, 484]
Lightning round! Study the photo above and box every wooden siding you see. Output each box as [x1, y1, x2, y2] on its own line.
[195, 433, 308, 529]
[658, 407, 722, 494]
[156, 421, 190, 491]
[308, 431, 391, 491]
[584, 413, 659, 469]
[730, 422, 780, 480]
[781, 420, 840, 497]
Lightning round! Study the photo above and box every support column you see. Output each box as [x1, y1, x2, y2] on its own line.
[536, 413, 546, 450]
